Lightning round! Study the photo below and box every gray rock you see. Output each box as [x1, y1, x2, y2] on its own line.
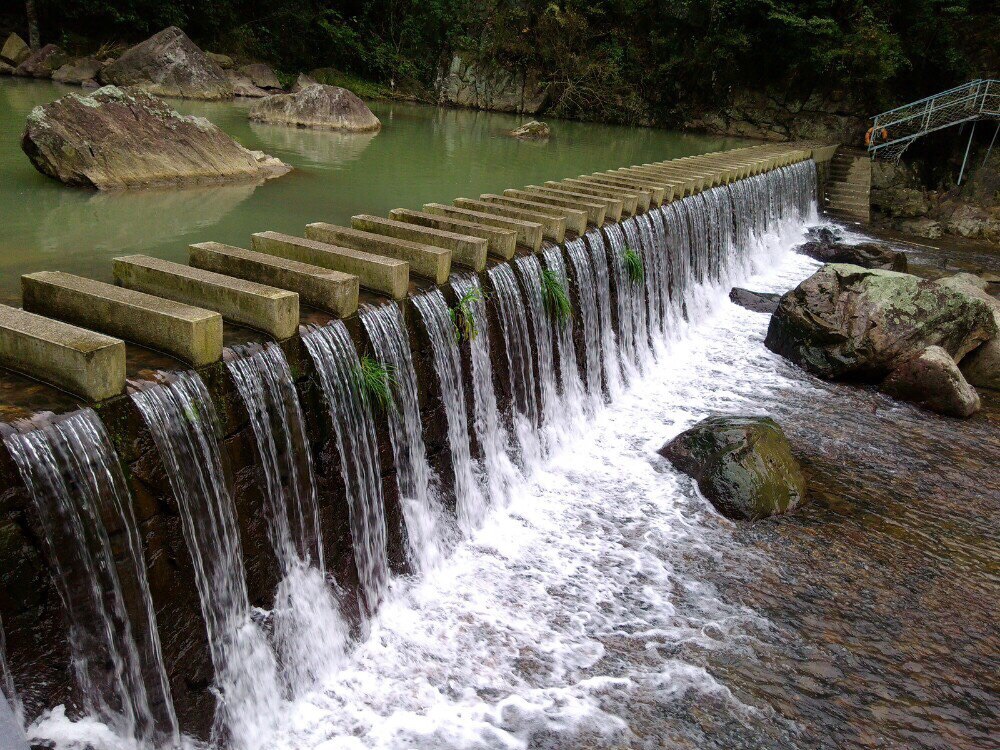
[659, 416, 806, 521]
[878, 187, 929, 218]
[238, 63, 281, 90]
[14, 44, 69, 78]
[897, 217, 942, 239]
[291, 72, 318, 93]
[764, 264, 997, 381]
[0, 61, 13, 76]
[1, 32, 30, 66]
[797, 239, 907, 271]
[248, 84, 381, 131]
[101, 26, 233, 100]
[436, 54, 549, 114]
[52, 57, 103, 86]
[881, 346, 981, 417]
[21, 86, 288, 189]
[937, 273, 1000, 391]
[227, 70, 269, 98]
[205, 51, 234, 69]
[729, 287, 780, 314]
[509, 120, 550, 139]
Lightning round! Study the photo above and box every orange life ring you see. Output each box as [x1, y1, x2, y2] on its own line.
[865, 127, 888, 146]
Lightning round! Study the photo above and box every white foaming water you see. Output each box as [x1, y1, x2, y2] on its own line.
[265, 191, 819, 749]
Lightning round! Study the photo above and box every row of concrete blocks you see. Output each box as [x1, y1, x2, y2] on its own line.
[0, 143, 821, 403]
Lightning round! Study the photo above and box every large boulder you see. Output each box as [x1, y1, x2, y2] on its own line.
[765, 264, 997, 381]
[14, 44, 69, 78]
[937, 273, 1000, 390]
[1, 33, 30, 66]
[881, 346, 981, 417]
[21, 86, 288, 189]
[238, 63, 282, 90]
[205, 51, 234, 69]
[248, 84, 381, 131]
[509, 120, 550, 140]
[100, 27, 232, 100]
[52, 57, 103, 86]
[659, 416, 806, 521]
[796, 239, 907, 272]
[226, 70, 269, 98]
[291, 72, 318, 93]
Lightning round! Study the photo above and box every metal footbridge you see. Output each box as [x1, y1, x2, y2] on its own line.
[867, 79, 999, 180]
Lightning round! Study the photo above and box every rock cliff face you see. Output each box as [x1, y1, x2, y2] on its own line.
[21, 86, 288, 189]
[248, 84, 381, 131]
[101, 27, 233, 100]
[435, 54, 549, 114]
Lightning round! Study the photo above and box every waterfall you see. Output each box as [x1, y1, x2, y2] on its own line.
[487, 262, 542, 466]
[0, 616, 24, 741]
[412, 289, 487, 533]
[131, 373, 281, 750]
[541, 246, 587, 426]
[583, 230, 623, 398]
[360, 303, 449, 570]
[302, 322, 389, 613]
[226, 344, 348, 696]
[3, 409, 178, 749]
[513, 255, 561, 437]
[0, 689, 27, 750]
[450, 274, 519, 507]
[564, 237, 604, 404]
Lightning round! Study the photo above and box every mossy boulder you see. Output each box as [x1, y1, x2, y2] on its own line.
[936, 273, 1000, 391]
[13, 44, 69, 78]
[659, 416, 806, 521]
[765, 264, 997, 381]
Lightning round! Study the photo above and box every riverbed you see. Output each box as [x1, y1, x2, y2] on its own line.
[0, 79, 745, 303]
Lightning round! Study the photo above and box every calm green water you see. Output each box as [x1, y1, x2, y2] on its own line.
[0, 79, 748, 303]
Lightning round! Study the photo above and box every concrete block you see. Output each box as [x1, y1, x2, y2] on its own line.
[580, 174, 666, 205]
[452, 198, 565, 243]
[545, 180, 636, 215]
[351, 214, 486, 271]
[189, 242, 359, 316]
[479, 194, 587, 235]
[22, 271, 222, 366]
[305, 223, 449, 284]
[252, 230, 409, 299]
[556, 178, 648, 212]
[112, 255, 300, 340]
[422, 203, 543, 252]
[527, 185, 623, 222]
[388, 208, 516, 260]
[0, 303, 125, 401]
[502, 188, 608, 225]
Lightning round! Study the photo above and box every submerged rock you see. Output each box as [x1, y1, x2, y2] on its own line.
[248, 84, 381, 131]
[729, 287, 780, 314]
[765, 264, 996, 382]
[100, 27, 232, 100]
[659, 416, 806, 521]
[1, 33, 30, 66]
[882, 346, 981, 417]
[21, 86, 289, 189]
[52, 57, 103, 86]
[509, 120, 550, 139]
[14, 44, 69, 78]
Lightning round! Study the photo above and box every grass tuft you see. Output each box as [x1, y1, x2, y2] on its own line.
[623, 247, 644, 285]
[353, 356, 396, 413]
[541, 268, 572, 326]
[450, 286, 484, 343]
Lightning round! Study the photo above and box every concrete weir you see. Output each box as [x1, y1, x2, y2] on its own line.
[0, 141, 833, 742]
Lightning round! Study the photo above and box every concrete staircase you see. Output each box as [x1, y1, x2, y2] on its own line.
[823, 147, 871, 223]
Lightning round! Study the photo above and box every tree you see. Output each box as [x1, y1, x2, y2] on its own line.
[26, 0, 40, 50]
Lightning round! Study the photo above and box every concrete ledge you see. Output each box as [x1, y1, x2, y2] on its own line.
[452, 198, 565, 243]
[113, 255, 300, 341]
[544, 181, 635, 215]
[621, 168, 701, 194]
[503, 188, 608, 225]
[527, 185, 623, 222]
[189, 242, 359, 316]
[581, 175, 666, 205]
[480, 194, 587, 235]
[253, 230, 409, 299]
[423, 203, 543, 252]
[556, 179, 648, 212]
[352, 214, 486, 272]
[0, 303, 125, 401]
[305, 223, 449, 284]
[388, 208, 516, 260]
[22, 271, 222, 366]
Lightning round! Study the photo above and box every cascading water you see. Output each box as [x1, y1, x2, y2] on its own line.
[302, 322, 389, 613]
[541, 246, 587, 427]
[0, 617, 27, 749]
[583, 230, 623, 398]
[226, 344, 348, 696]
[131, 373, 281, 750]
[412, 289, 487, 532]
[513, 254, 561, 437]
[3, 409, 178, 749]
[450, 274, 519, 507]
[564, 237, 604, 404]
[360, 303, 449, 570]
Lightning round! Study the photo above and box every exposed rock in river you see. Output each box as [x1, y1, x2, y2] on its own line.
[881, 345, 981, 417]
[100, 27, 233, 100]
[238, 63, 282, 90]
[729, 287, 780, 314]
[227, 70, 270, 98]
[205, 51, 234, 70]
[1, 33, 30, 66]
[291, 73, 318, 93]
[796, 239, 907, 272]
[937, 273, 1000, 391]
[21, 86, 289, 189]
[52, 57, 103, 86]
[659, 416, 806, 521]
[14, 44, 69, 78]
[248, 84, 381, 131]
[508, 120, 550, 140]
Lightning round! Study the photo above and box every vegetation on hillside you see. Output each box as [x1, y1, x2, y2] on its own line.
[5, 1, 996, 125]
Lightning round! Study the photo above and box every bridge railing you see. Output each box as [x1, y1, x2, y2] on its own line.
[868, 79, 999, 158]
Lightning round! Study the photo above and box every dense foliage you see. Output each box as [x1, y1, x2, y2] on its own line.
[9, 1, 998, 125]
